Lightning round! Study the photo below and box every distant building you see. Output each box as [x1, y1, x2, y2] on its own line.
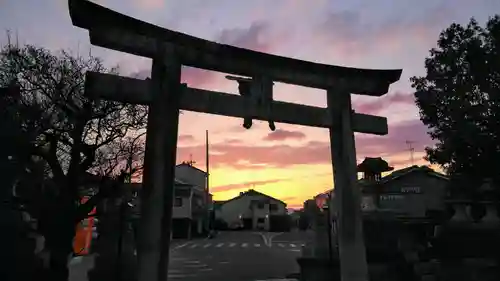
[127, 163, 212, 239]
[215, 189, 287, 231]
[318, 157, 449, 218]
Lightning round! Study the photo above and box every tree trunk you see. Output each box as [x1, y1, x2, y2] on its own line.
[42, 208, 77, 281]
[48, 246, 73, 281]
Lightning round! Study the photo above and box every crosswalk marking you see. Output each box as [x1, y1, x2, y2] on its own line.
[184, 264, 207, 268]
[168, 273, 196, 280]
[175, 242, 306, 250]
[254, 279, 299, 281]
[174, 243, 188, 249]
[168, 274, 196, 279]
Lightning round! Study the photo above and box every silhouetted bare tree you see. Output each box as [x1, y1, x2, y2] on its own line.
[0, 40, 147, 281]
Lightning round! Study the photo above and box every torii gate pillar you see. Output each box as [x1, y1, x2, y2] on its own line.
[328, 88, 368, 280]
[134, 46, 182, 281]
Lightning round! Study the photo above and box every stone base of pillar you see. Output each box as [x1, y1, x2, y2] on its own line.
[296, 257, 340, 281]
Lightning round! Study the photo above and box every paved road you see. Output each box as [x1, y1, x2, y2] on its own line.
[269, 230, 315, 246]
[166, 231, 306, 281]
[68, 231, 311, 281]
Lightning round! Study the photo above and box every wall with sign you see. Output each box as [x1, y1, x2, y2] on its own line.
[380, 169, 448, 217]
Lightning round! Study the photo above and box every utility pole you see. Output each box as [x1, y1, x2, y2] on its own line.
[405, 140, 415, 166]
[205, 130, 210, 233]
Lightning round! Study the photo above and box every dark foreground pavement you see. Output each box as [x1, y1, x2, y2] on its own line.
[167, 231, 302, 281]
[68, 231, 306, 281]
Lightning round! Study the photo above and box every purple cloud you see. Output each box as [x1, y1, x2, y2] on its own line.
[354, 91, 415, 115]
[263, 129, 306, 142]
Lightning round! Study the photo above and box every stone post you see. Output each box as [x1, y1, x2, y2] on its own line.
[312, 211, 331, 259]
[88, 198, 121, 281]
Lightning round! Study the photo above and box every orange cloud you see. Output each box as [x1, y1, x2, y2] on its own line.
[211, 179, 285, 192]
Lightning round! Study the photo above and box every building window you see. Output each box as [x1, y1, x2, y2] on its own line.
[174, 197, 183, 207]
[269, 204, 278, 211]
[257, 218, 265, 223]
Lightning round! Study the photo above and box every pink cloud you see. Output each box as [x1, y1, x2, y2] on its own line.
[178, 134, 195, 143]
[222, 125, 257, 134]
[354, 91, 415, 115]
[263, 129, 306, 142]
[176, 119, 434, 170]
[181, 67, 216, 87]
[287, 204, 304, 210]
[225, 139, 243, 144]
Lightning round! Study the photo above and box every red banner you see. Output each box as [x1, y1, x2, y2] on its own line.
[73, 196, 96, 255]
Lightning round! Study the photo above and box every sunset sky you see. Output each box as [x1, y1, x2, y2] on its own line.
[2, 0, 499, 209]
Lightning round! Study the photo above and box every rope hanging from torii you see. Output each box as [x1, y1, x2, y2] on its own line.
[226, 75, 276, 131]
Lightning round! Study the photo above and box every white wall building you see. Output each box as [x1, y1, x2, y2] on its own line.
[216, 189, 287, 231]
[129, 163, 212, 238]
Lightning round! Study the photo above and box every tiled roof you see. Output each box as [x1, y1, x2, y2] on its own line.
[379, 165, 448, 183]
[220, 189, 287, 206]
[176, 163, 208, 175]
[319, 165, 448, 196]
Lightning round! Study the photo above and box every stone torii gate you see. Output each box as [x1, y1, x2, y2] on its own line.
[67, 1, 402, 281]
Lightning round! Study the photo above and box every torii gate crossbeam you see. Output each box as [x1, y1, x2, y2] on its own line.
[67, 1, 402, 281]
